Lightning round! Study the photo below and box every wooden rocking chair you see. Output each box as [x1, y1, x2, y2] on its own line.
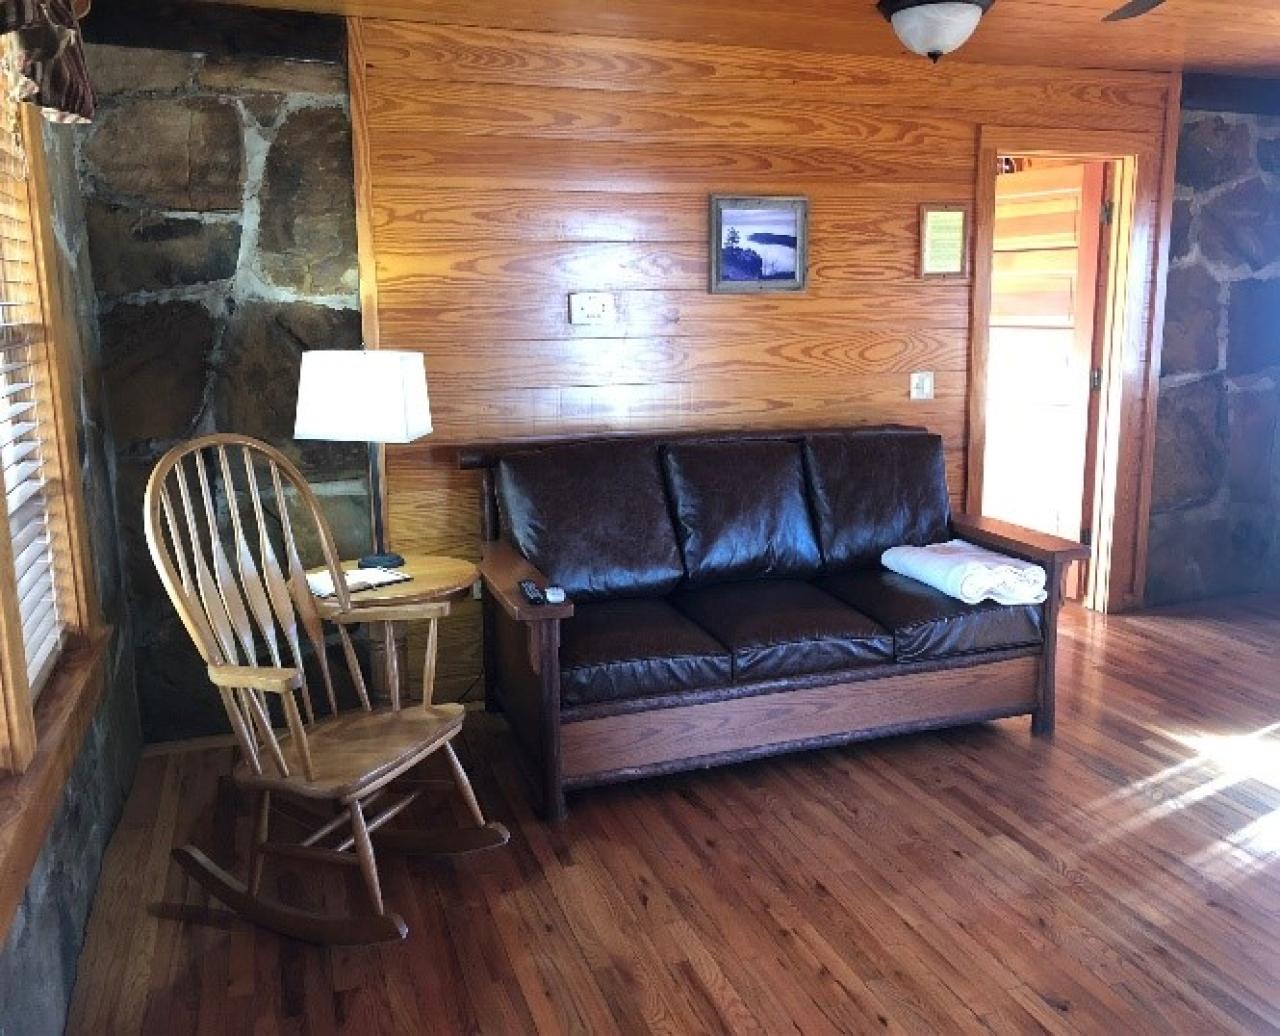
[144, 433, 509, 945]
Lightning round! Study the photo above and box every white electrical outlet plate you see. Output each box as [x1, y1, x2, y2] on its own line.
[910, 371, 935, 401]
[568, 292, 617, 325]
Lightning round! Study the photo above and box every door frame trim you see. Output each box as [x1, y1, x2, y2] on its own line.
[966, 96, 1179, 612]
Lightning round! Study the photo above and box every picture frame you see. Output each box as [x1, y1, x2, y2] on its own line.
[709, 195, 808, 293]
[918, 202, 971, 279]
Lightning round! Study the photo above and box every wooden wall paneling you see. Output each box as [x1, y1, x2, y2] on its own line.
[368, 136, 978, 193]
[357, 26, 1172, 123]
[391, 375, 969, 445]
[379, 226, 954, 286]
[377, 284, 975, 346]
[347, 18, 1174, 695]
[383, 453, 481, 556]
[383, 455, 482, 699]
[374, 185, 973, 245]
[367, 79, 986, 151]
[342, 9, 1262, 80]
[419, 330, 970, 390]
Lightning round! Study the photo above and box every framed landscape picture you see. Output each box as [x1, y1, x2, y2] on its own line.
[709, 195, 808, 293]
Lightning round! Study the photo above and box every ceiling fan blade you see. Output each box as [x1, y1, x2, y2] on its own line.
[1103, 0, 1166, 21]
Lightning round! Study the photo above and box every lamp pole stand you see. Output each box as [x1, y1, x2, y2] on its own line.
[359, 441, 405, 569]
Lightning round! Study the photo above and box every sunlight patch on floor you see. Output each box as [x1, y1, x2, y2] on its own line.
[1168, 724, 1280, 877]
[1169, 723, 1280, 792]
[1077, 723, 1280, 879]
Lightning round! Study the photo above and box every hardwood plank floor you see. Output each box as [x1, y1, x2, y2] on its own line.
[67, 598, 1280, 1034]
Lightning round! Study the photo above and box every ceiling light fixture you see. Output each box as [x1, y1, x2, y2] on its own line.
[876, 0, 994, 62]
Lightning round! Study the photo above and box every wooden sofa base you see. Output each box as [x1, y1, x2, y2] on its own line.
[560, 654, 1041, 788]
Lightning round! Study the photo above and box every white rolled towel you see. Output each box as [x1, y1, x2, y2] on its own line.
[881, 539, 1048, 606]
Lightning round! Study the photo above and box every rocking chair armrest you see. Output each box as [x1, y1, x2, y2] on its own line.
[479, 540, 574, 622]
[208, 664, 303, 694]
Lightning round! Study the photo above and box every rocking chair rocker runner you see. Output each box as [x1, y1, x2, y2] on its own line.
[144, 433, 509, 945]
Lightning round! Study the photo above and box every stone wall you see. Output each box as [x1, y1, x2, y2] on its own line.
[1147, 109, 1280, 604]
[80, 39, 369, 740]
[0, 122, 141, 1036]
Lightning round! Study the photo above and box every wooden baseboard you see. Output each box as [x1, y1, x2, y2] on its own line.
[561, 655, 1040, 783]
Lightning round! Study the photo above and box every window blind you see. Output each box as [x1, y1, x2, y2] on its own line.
[0, 103, 63, 697]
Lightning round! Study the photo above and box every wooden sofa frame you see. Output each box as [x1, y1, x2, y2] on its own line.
[462, 431, 1089, 821]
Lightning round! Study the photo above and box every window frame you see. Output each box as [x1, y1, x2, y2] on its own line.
[0, 99, 101, 776]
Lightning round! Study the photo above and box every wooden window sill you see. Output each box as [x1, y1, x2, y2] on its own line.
[0, 626, 112, 942]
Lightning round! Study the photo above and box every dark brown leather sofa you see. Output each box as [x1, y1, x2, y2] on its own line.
[465, 427, 1088, 820]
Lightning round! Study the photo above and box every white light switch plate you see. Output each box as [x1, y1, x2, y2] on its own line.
[910, 371, 935, 401]
[568, 292, 617, 325]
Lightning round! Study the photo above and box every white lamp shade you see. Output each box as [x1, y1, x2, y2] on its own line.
[294, 350, 433, 444]
[890, 2, 984, 58]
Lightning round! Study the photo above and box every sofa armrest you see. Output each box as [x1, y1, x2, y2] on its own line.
[951, 514, 1091, 567]
[479, 540, 575, 622]
[953, 514, 1084, 739]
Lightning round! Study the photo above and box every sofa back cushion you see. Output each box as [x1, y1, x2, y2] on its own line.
[662, 439, 822, 585]
[803, 430, 950, 570]
[496, 441, 684, 601]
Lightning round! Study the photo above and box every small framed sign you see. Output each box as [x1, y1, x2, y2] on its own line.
[919, 203, 971, 279]
[710, 195, 808, 293]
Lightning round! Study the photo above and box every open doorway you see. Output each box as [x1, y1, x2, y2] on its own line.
[970, 137, 1140, 612]
[968, 125, 1170, 615]
[984, 155, 1114, 601]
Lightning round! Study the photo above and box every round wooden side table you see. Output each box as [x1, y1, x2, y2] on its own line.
[311, 554, 477, 709]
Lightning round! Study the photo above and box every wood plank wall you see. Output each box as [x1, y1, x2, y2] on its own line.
[349, 16, 1175, 699]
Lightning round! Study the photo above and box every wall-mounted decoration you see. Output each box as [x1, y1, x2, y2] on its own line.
[710, 195, 808, 293]
[919, 203, 971, 278]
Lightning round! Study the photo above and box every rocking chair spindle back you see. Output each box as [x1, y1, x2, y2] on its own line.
[144, 434, 509, 945]
[145, 433, 367, 781]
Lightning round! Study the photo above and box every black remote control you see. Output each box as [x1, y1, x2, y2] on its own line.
[518, 579, 546, 605]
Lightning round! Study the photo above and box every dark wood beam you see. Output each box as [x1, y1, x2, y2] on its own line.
[82, 1, 344, 63]
[1183, 73, 1280, 115]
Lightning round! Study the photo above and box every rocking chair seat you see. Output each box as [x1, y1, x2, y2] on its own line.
[233, 703, 465, 801]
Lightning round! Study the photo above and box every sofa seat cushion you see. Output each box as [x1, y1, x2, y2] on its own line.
[673, 580, 893, 682]
[819, 570, 1043, 663]
[559, 598, 733, 708]
[496, 440, 685, 601]
[804, 429, 951, 571]
[662, 439, 823, 585]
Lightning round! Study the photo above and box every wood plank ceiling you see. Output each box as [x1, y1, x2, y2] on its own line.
[205, 0, 1280, 75]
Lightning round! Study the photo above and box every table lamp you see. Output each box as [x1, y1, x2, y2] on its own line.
[294, 350, 432, 569]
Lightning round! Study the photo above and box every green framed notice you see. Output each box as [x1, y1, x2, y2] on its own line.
[919, 203, 971, 279]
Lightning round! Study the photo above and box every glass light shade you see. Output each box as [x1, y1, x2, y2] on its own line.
[889, 2, 984, 59]
[294, 350, 432, 444]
